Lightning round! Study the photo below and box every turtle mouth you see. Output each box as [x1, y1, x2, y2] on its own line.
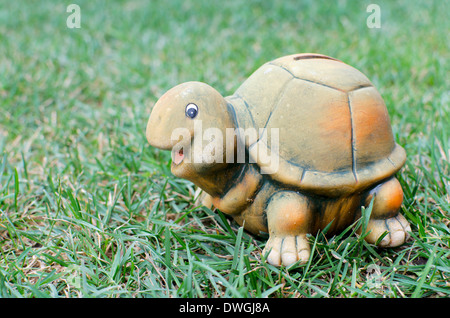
[172, 147, 184, 165]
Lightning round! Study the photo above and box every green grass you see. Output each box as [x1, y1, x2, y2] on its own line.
[0, 0, 449, 298]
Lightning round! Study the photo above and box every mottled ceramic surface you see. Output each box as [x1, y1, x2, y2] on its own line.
[146, 53, 411, 266]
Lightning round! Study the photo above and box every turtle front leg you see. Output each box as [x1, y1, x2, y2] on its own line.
[263, 191, 312, 266]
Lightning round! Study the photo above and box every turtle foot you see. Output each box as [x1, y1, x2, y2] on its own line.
[194, 188, 213, 209]
[263, 234, 310, 266]
[364, 213, 411, 247]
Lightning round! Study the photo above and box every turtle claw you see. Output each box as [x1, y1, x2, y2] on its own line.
[263, 234, 310, 267]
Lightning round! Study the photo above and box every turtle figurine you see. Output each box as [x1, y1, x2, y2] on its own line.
[146, 53, 411, 266]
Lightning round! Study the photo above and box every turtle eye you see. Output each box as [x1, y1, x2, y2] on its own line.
[185, 103, 198, 119]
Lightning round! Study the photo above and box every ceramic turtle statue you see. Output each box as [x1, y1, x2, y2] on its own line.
[146, 53, 411, 266]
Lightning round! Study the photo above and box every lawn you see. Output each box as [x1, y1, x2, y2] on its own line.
[0, 0, 449, 298]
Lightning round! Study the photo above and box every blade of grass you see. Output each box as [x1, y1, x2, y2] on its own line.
[411, 244, 440, 298]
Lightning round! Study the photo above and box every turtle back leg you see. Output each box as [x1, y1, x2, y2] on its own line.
[262, 191, 312, 266]
[361, 177, 411, 247]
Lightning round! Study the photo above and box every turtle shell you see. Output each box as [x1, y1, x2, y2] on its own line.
[227, 53, 406, 196]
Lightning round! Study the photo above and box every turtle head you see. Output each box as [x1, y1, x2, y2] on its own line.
[146, 81, 237, 182]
